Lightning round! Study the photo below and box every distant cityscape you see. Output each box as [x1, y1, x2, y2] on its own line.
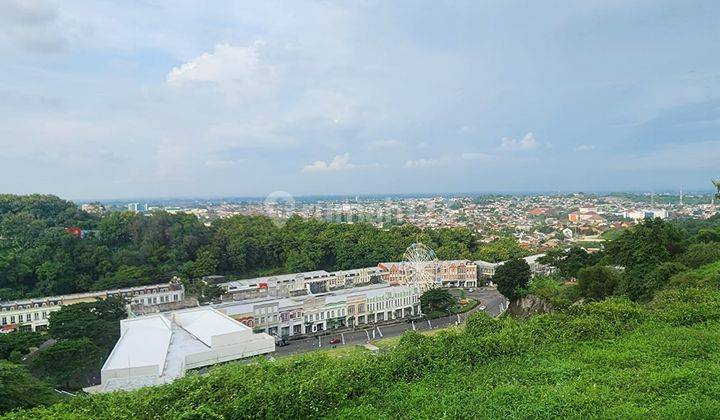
[81, 191, 718, 253]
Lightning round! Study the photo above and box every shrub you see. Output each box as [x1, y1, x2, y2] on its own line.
[678, 242, 720, 268]
[465, 312, 501, 338]
[577, 265, 621, 300]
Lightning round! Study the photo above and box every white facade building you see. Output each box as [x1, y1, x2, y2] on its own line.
[215, 283, 422, 337]
[89, 307, 274, 393]
[1, 281, 185, 333]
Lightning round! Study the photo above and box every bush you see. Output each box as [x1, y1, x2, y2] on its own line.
[668, 261, 720, 290]
[678, 242, 720, 268]
[465, 312, 501, 338]
[650, 288, 720, 326]
[577, 265, 621, 300]
[0, 361, 60, 414]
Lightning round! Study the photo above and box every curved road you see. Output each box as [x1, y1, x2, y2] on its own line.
[273, 288, 507, 357]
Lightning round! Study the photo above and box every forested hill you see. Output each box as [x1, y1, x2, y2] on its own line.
[0, 194, 529, 300]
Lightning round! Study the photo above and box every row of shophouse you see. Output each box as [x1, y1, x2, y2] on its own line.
[211, 255, 551, 337]
[0, 280, 185, 332]
[215, 283, 422, 337]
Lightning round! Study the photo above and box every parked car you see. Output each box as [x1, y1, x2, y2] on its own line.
[329, 337, 341, 345]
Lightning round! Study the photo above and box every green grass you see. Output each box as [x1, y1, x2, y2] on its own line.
[450, 298, 478, 314]
[373, 325, 459, 351]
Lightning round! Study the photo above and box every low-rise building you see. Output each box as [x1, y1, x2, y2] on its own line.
[215, 283, 422, 337]
[0, 280, 185, 333]
[377, 260, 477, 288]
[88, 306, 274, 393]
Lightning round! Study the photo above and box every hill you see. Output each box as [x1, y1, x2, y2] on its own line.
[5, 270, 720, 418]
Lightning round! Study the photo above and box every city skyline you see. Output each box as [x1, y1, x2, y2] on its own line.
[2, 1, 719, 198]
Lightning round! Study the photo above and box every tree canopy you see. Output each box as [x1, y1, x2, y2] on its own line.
[419, 288, 455, 318]
[577, 265, 621, 300]
[494, 258, 531, 301]
[0, 361, 59, 414]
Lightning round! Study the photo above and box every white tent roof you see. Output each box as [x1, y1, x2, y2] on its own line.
[103, 315, 171, 374]
[172, 307, 249, 346]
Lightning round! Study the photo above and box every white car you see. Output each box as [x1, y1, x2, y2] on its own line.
[479, 305, 486, 311]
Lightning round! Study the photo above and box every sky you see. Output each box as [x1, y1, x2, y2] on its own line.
[1, 0, 719, 200]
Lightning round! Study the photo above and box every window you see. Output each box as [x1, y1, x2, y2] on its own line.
[34, 313, 39, 320]
[1, 317, 5, 325]
[10, 316, 16, 323]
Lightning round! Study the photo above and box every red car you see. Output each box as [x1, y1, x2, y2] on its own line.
[329, 337, 341, 345]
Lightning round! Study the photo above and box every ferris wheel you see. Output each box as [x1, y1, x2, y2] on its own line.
[402, 242, 438, 286]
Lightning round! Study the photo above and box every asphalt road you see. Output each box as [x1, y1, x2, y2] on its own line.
[273, 288, 507, 357]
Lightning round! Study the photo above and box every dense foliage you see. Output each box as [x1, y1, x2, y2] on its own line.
[494, 258, 531, 300]
[419, 288, 454, 318]
[576, 265, 621, 300]
[0, 362, 59, 414]
[0, 194, 529, 300]
[29, 298, 127, 391]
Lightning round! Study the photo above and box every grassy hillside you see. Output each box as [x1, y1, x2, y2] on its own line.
[5, 272, 720, 419]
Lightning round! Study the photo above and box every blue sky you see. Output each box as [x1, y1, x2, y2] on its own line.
[1, 0, 719, 199]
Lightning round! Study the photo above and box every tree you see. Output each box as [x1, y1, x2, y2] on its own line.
[48, 297, 126, 351]
[0, 332, 45, 360]
[678, 242, 720, 269]
[0, 361, 59, 414]
[577, 265, 620, 300]
[603, 218, 686, 282]
[494, 258, 531, 301]
[31, 338, 105, 390]
[475, 237, 528, 263]
[638, 262, 688, 301]
[420, 288, 455, 317]
[696, 228, 720, 244]
[538, 247, 600, 279]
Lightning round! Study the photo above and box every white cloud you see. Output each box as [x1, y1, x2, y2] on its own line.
[302, 153, 357, 173]
[500, 132, 539, 151]
[575, 144, 595, 152]
[167, 42, 277, 100]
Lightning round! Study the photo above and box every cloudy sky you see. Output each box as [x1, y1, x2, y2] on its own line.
[1, 0, 719, 199]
